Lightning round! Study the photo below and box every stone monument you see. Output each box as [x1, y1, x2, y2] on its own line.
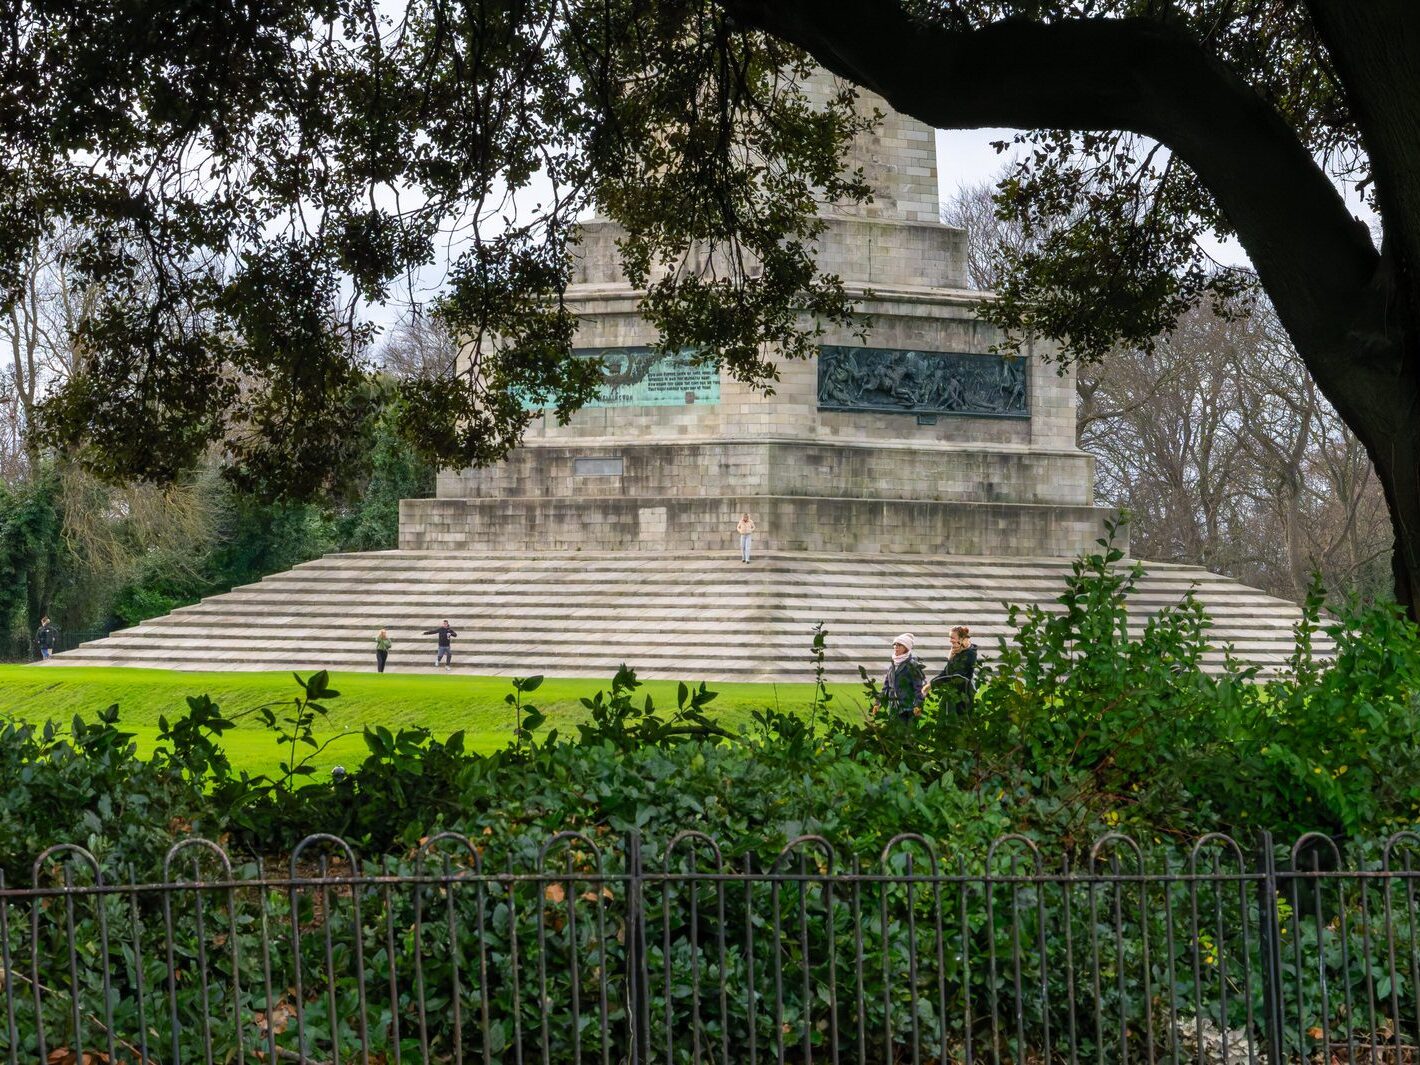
[399, 76, 1110, 559]
[55, 79, 1324, 679]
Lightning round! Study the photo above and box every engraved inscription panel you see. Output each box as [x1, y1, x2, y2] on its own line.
[573, 457, 624, 477]
[576, 347, 720, 407]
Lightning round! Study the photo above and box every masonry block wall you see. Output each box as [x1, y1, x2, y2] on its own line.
[402, 74, 1119, 558]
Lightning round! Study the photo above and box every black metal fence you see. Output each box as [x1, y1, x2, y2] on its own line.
[0, 628, 108, 663]
[4, 829, 1420, 1063]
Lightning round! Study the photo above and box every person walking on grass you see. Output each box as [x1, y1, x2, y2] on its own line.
[870, 632, 927, 722]
[931, 624, 978, 713]
[422, 620, 457, 669]
[35, 616, 57, 660]
[375, 629, 392, 673]
[736, 512, 756, 563]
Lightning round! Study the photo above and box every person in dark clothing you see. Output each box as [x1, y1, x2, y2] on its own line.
[870, 633, 928, 721]
[931, 625, 978, 711]
[35, 616, 57, 660]
[375, 629, 392, 673]
[422, 620, 457, 669]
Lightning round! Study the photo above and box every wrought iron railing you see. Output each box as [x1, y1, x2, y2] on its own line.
[3, 829, 1419, 1063]
[0, 628, 109, 663]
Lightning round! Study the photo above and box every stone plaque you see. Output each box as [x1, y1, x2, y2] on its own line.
[574, 346, 719, 407]
[573, 456, 624, 477]
[817, 345, 1028, 419]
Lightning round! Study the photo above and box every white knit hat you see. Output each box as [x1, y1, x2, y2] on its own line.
[893, 633, 915, 651]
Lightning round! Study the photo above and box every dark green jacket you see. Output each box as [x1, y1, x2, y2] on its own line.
[880, 654, 928, 717]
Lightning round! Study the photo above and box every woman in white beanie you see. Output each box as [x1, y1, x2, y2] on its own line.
[871, 633, 928, 721]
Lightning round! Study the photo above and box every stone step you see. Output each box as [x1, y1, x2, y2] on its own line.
[173, 575, 1287, 600]
[53, 646, 1302, 673]
[119, 613, 1306, 637]
[198, 577, 1279, 598]
[198, 562, 1249, 583]
[74, 632, 1309, 656]
[48, 551, 1327, 681]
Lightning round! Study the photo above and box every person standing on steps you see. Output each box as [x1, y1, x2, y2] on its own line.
[736, 512, 756, 563]
[35, 616, 57, 660]
[422, 620, 457, 669]
[375, 629, 392, 673]
[870, 633, 927, 722]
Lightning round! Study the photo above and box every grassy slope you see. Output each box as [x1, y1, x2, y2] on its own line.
[0, 665, 868, 775]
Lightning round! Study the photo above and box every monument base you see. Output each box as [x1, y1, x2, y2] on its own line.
[52, 550, 1320, 681]
[400, 495, 1115, 557]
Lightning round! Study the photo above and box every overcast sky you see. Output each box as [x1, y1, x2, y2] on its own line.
[935, 127, 1264, 271]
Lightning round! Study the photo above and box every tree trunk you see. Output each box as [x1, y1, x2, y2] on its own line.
[1371, 424, 1420, 618]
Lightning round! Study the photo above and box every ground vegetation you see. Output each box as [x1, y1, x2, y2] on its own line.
[0, 241, 436, 646]
[4, 532, 1417, 1062]
[3, 533, 1416, 874]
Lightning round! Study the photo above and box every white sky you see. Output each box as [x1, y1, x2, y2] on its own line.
[936, 127, 1263, 270]
[936, 128, 1378, 272]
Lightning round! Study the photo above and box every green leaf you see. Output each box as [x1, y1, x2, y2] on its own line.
[363, 726, 386, 757]
[303, 670, 332, 699]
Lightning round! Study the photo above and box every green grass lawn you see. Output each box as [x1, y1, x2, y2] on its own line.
[0, 665, 867, 776]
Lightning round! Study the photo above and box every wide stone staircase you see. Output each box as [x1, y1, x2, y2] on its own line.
[49, 551, 1325, 682]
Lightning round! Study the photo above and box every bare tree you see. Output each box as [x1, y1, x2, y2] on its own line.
[0, 226, 93, 475]
[950, 175, 1393, 602]
[1080, 300, 1393, 602]
[376, 312, 463, 380]
[1226, 306, 1392, 600]
[1080, 308, 1256, 576]
[0, 227, 219, 630]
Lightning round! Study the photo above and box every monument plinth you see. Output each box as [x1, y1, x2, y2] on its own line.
[400, 79, 1110, 557]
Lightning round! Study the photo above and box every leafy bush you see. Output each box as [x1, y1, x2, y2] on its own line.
[903, 527, 1420, 845]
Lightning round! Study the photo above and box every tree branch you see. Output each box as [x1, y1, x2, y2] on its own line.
[1304, 0, 1420, 322]
[716, 1, 1381, 381]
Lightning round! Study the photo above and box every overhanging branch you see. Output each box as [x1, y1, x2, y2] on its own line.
[717, 0, 1379, 369]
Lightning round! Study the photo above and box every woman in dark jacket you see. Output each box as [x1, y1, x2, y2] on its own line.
[872, 633, 928, 721]
[932, 625, 978, 711]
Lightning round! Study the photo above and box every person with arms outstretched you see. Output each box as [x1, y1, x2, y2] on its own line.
[422, 620, 457, 670]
